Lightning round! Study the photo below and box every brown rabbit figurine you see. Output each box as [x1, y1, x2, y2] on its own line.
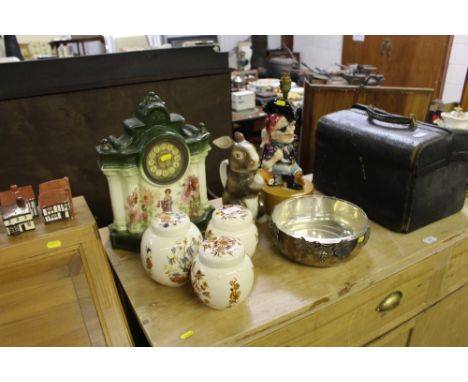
[213, 132, 266, 220]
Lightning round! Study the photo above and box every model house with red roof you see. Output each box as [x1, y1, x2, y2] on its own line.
[0, 185, 37, 235]
[39, 177, 74, 223]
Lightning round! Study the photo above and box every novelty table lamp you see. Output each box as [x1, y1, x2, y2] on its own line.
[97, 92, 212, 251]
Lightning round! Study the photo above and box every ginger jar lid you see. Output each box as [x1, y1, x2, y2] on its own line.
[210, 204, 253, 230]
[198, 236, 245, 268]
[150, 211, 190, 237]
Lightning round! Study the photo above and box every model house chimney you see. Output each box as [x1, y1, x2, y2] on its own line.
[16, 196, 25, 208]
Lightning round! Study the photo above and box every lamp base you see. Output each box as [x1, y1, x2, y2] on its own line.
[262, 179, 314, 214]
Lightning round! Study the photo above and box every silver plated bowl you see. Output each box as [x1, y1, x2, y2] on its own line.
[270, 195, 370, 267]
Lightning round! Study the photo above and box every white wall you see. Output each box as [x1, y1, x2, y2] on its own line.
[267, 35, 281, 50]
[16, 35, 68, 43]
[218, 35, 250, 52]
[442, 35, 468, 103]
[0, 37, 5, 57]
[217, 35, 281, 52]
[218, 35, 281, 69]
[294, 35, 343, 70]
[14, 35, 105, 56]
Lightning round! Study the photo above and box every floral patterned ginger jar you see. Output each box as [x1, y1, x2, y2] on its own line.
[191, 236, 254, 310]
[140, 211, 202, 287]
[206, 204, 258, 257]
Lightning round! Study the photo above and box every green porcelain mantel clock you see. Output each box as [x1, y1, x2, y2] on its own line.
[97, 92, 213, 251]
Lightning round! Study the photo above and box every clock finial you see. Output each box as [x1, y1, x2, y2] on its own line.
[144, 91, 162, 105]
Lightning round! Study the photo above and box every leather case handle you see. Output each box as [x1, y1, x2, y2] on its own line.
[352, 104, 417, 129]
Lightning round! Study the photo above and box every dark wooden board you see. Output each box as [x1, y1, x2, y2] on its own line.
[0, 46, 228, 101]
[0, 47, 231, 227]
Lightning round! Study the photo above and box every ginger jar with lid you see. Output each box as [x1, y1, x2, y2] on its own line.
[191, 236, 254, 310]
[206, 204, 258, 257]
[140, 211, 202, 287]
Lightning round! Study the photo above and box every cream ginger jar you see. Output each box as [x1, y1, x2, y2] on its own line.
[206, 204, 258, 257]
[191, 236, 254, 310]
[140, 211, 202, 287]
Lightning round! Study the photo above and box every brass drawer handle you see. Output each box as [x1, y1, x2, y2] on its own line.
[377, 291, 403, 312]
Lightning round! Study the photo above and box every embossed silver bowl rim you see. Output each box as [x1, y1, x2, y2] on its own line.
[271, 195, 369, 245]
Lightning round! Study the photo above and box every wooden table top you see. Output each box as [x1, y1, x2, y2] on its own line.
[100, 197, 468, 346]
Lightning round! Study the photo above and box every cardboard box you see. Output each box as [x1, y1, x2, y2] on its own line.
[232, 90, 255, 111]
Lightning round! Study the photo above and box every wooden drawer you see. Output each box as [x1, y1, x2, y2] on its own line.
[247, 255, 437, 346]
[441, 237, 468, 296]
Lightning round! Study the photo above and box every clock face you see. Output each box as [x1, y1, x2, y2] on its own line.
[142, 139, 189, 185]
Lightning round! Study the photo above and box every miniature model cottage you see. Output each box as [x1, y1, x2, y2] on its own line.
[1, 198, 35, 235]
[0, 185, 37, 235]
[39, 177, 74, 223]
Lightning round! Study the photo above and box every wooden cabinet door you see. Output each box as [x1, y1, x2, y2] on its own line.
[410, 284, 468, 346]
[342, 36, 452, 98]
[342, 35, 390, 73]
[0, 250, 106, 346]
[0, 197, 133, 346]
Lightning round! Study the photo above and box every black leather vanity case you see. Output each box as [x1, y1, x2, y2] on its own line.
[314, 104, 468, 233]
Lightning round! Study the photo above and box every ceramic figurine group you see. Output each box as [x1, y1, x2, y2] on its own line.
[0, 177, 74, 236]
[214, 72, 308, 220]
[96, 77, 308, 308]
[136, 73, 308, 310]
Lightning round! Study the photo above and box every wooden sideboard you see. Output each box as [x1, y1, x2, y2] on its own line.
[300, 82, 434, 174]
[101, 196, 468, 346]
[0, 197, 133, 346]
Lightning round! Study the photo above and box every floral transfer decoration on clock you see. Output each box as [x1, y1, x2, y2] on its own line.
[125, 187, 161, 228]
[178, 175, 202, 220]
